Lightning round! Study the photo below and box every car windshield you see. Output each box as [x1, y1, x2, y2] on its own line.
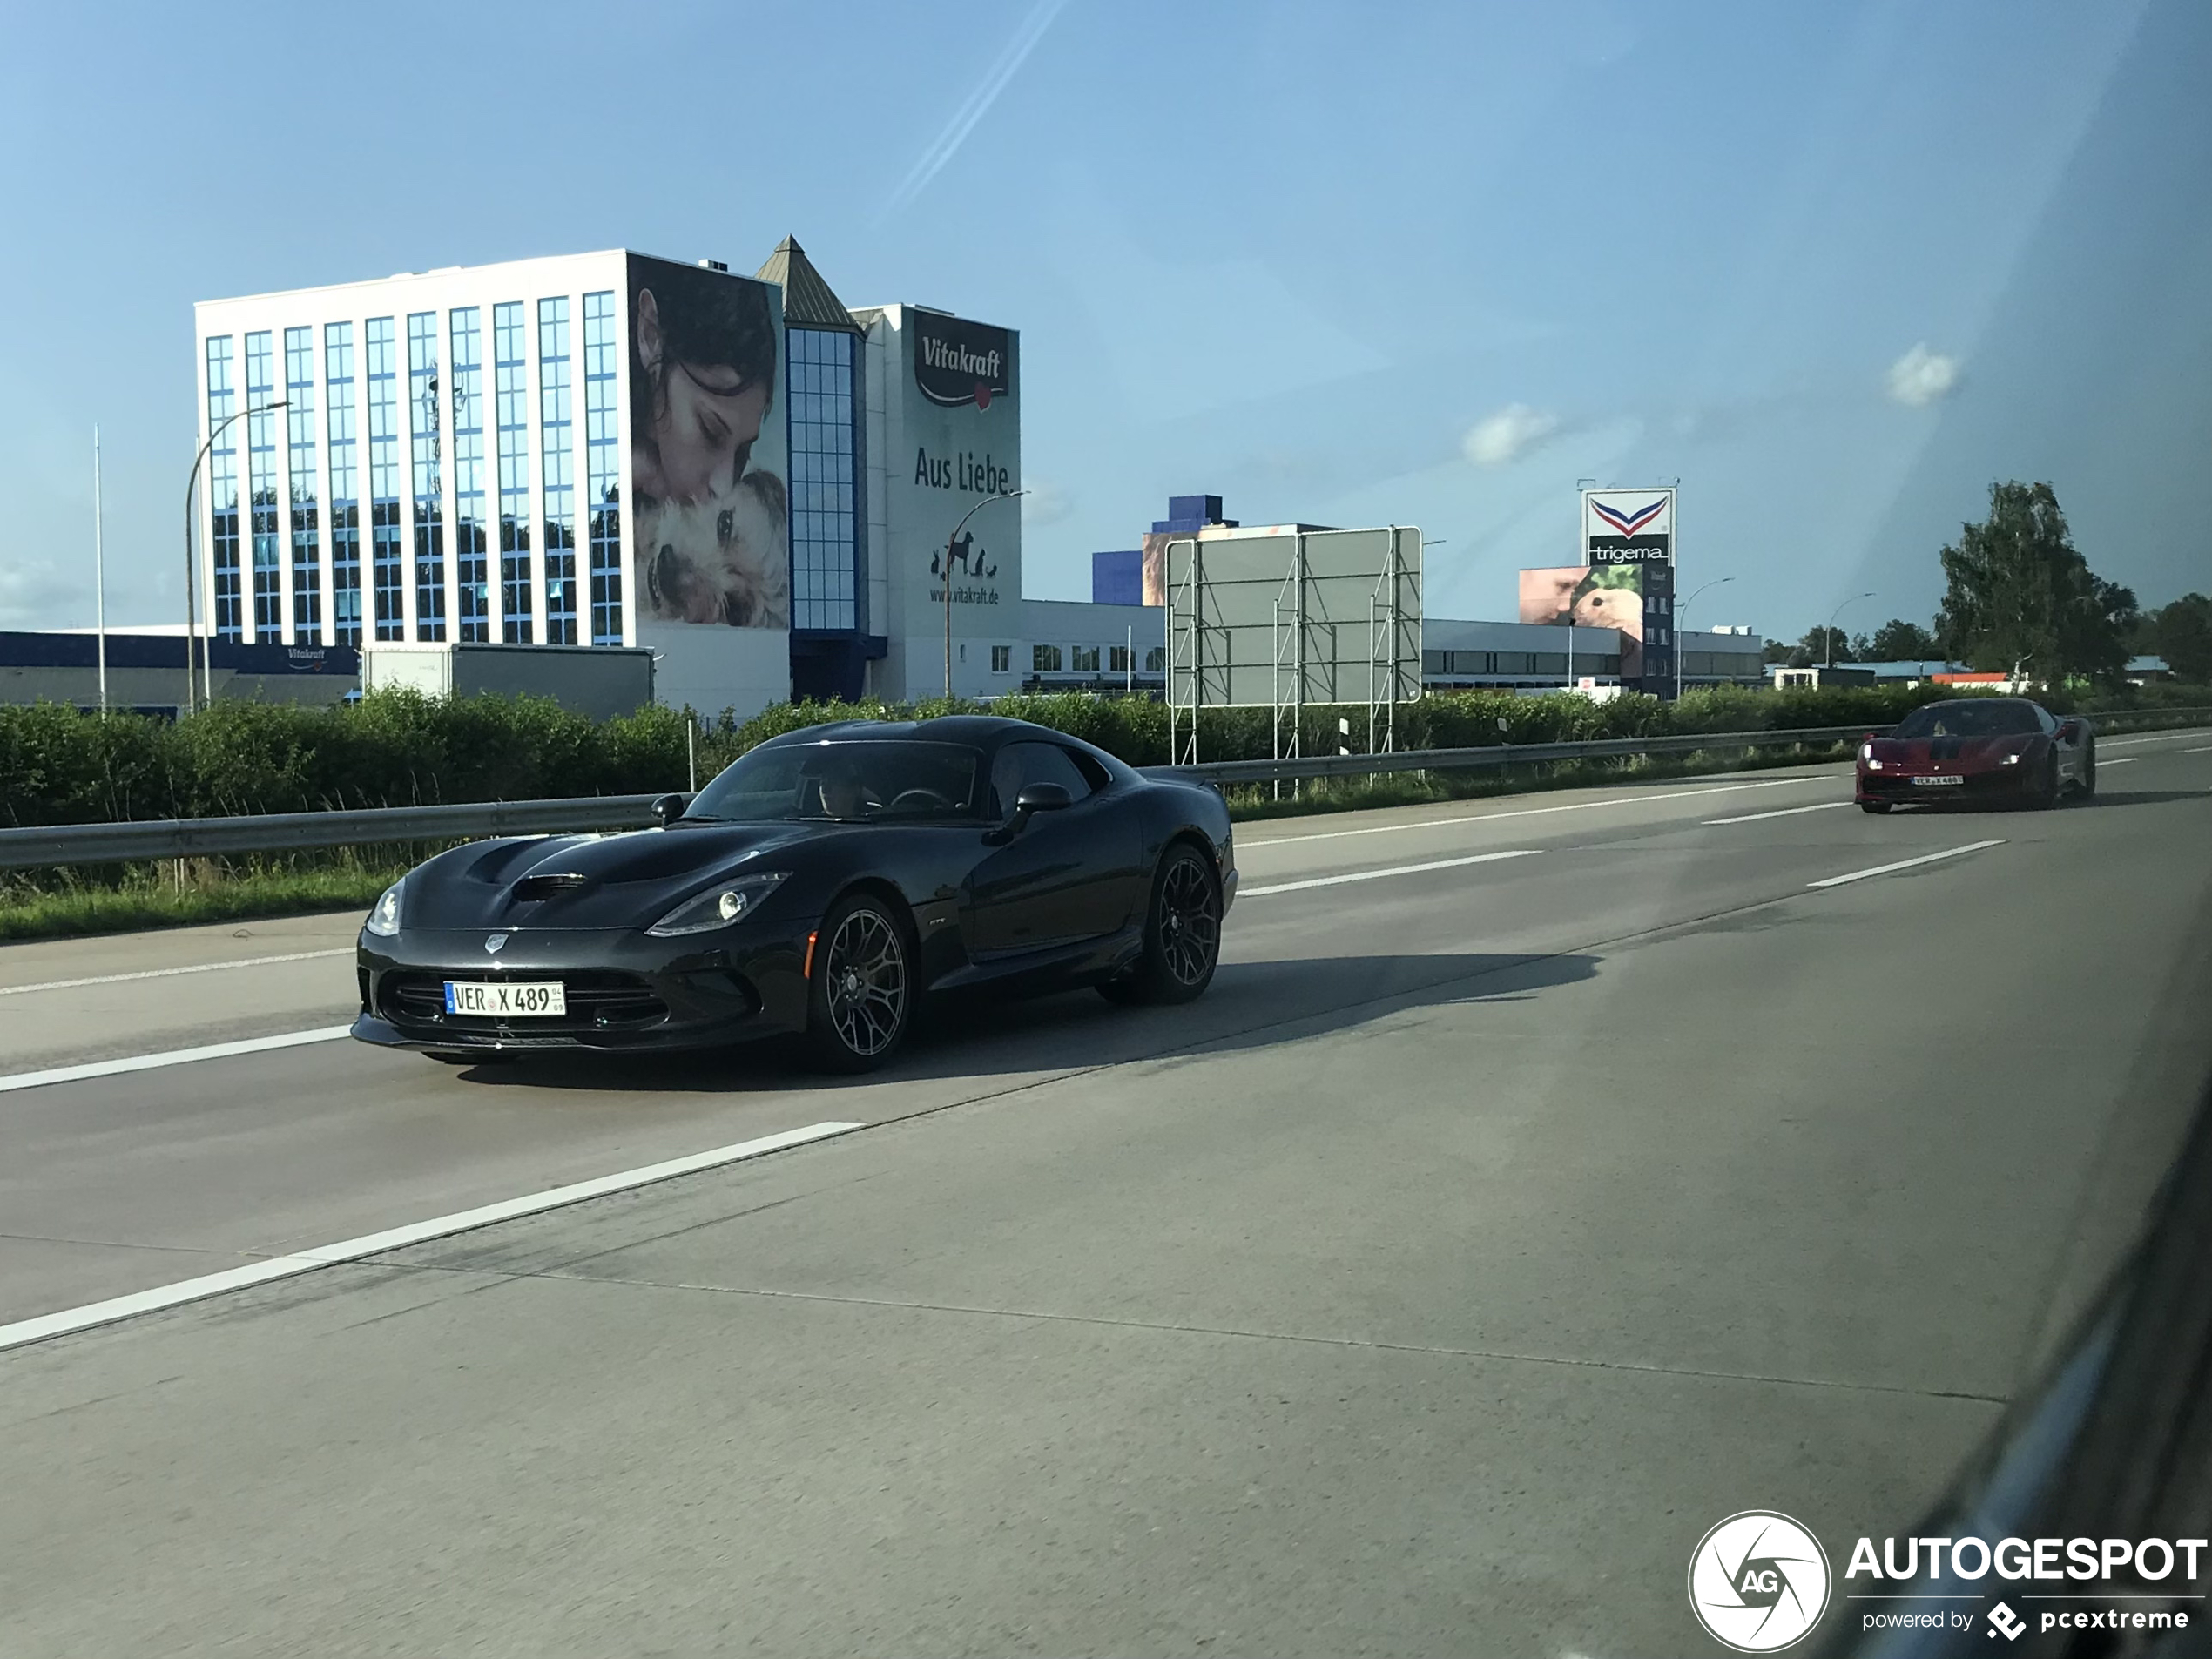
[1889, 702, 2042, 738]
[684, 739, 986, 824]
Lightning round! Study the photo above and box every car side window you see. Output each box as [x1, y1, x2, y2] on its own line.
[2036, 705, 2057, 733]
[988, 741, 1095, 818]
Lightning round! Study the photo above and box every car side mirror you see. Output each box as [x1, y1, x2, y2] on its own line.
[988, 782, 1071, 844]
[651, 792, 693, 828]
[2055, 719, 2082, 742]
[1015, 782, 1072, 816]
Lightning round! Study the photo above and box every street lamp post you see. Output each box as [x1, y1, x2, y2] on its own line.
[941, 489, 1024, 700]
[184, 399, 286, 714]
[1676, 576, 1735, 700]
[1826, 590, 1876, 671]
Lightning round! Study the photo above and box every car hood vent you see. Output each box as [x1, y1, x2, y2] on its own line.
[513, 873, 590, 902]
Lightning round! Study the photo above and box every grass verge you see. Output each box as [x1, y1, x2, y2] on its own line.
[0, 861, 408, 945]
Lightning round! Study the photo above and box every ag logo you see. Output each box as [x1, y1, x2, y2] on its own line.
[1688, 1511, 1831, 1652]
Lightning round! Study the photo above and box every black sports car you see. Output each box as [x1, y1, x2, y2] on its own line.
[351, 716, 1236, 1071]
[1855, 697, 2095, 813]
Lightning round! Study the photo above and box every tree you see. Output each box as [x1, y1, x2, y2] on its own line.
[1935, 482, 2135, 686]
[2146, 593, 2212, 684]
[1866, 617, 1941, 661]
[1799, 624, 1853, 664]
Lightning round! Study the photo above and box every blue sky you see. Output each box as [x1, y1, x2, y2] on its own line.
[0, 0, 2204, 643]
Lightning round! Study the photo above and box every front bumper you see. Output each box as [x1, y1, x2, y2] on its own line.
[1856, 764, 2037, 805]
[352, 922, 814, 1055]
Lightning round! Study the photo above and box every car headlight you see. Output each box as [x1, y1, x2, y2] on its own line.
[1865, 758, 1882, 770]
[2003, 751, 2023, 765]
[646, 872, 789, 937]
[365, 880, 403, 937]
[1859, 742, 1874, 760]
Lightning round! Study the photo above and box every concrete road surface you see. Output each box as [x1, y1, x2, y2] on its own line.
[3, 733, 2209, 1657]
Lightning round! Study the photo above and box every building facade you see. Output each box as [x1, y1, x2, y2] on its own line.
[193, 241, 1022, 718]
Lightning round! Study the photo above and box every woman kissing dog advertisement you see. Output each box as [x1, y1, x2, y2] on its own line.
[629, 259, 791, 630]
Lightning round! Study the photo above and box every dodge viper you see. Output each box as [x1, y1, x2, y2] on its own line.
[352, 717, 1236, 1071]
[1855, 698, 2095, 813]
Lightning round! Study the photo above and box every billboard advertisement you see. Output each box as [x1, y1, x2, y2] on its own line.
[879, 307, 1021, 698]
[1580, 487, 1676, 691]
[1519, 563, 1644, 678]
[627, 253, 791, 714]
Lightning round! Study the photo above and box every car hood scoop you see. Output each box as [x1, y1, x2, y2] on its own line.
[411, 823, 822, 929]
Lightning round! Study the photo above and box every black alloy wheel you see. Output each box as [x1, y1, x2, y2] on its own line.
[1099, 844, 1223, 1006]
[807, 894, 913, 1072]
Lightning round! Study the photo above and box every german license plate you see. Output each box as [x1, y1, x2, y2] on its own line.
[1912, 775, 1965, 786]
[444, 981, 566, 1017]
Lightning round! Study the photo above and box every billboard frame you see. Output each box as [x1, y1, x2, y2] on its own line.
[1164, 526, 1421, 767]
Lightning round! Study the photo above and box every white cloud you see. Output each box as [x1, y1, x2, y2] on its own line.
[1885, 344, 1962, 408]
[0, 560, 78, 626]
[1462, 403, 1561, 468]
[1021, 479, 1074, 527]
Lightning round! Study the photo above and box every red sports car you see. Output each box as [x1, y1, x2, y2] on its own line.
[1856, 698, 2096, 813]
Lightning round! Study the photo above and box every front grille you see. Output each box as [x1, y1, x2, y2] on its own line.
[379, 969, 668, 1033]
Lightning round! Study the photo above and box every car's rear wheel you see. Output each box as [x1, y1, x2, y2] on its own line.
[1098, 843, 1222, 1006]
[806, 894, 913, 1072]
[1858, 800, 1892, 814]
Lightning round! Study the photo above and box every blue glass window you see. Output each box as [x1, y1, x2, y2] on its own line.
[325, 322, 360, 646]
[786, 327, 862, 632]
[449, 307, 489, 643]
[408, 312, 445, 641]
[246, 331, 281, 643]
[205, 337, 241, 640]
[494, 301, 533, 644]
[285, 327, 321, 640]
[365, 318, 404, 641]
[538, 297, 576, 645]
[583, 290, 622, 646]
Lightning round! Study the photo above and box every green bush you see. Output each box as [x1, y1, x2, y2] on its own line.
[3, 679, 2205, 832]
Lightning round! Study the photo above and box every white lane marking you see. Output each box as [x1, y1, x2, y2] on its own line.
[2184, 745, 2212, 754]
[2101, 757, 2138, 766]
[0, 1026, 354, 1095]
[0, 947, 352, 999]
[0, 1120, 864, 1353]
[2101, 731, 2212, 747]
[1807, 840, 2006, 890]
[1240, 777, 1819, 849]
[1241, 848, 1540, 897]
[1704, 801, 1852, 826]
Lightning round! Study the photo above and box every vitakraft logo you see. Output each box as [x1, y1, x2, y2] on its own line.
[1689, 1511, 1831, 1652]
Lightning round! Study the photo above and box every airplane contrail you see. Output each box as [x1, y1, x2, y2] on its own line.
[880, 0, 1073, 220]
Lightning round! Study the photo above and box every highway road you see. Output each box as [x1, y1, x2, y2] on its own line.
[3, 732, 2210, 1656]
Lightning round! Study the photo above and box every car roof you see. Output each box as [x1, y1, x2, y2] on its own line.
[760, 715, 1068, 748]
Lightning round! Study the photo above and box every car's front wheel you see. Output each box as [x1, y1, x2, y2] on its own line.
[2031, 752, 2063, 810]
[1099, 843, 1223, 1006]
[806, 894, 914, 1072]
[1858, 799, 1892, 814]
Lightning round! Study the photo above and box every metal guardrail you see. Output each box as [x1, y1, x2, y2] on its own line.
[2, 709, 2205, 870]
[1159, 723, 1883, 787]
[0, 794, 663, 871]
